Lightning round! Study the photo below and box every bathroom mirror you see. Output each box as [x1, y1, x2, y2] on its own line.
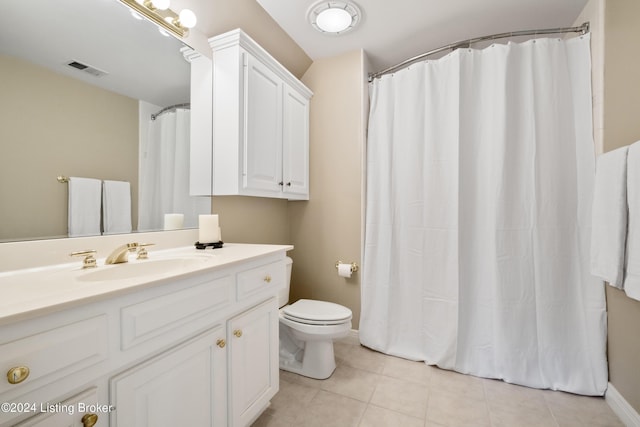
[0, 0, 207, 242]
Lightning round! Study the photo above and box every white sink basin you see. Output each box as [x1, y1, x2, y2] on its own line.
[76, 257, 210, 282]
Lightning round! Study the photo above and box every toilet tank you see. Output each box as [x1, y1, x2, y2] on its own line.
[278, 257, 293, 308]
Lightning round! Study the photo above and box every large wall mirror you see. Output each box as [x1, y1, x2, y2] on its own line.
[0, 0, 209, 242]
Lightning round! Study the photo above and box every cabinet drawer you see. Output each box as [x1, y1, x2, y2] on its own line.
[15, 386, 108, 427]
[0, 315, 108, 395]
[120, 275, 232, 351]
[236, 261, 284, 301]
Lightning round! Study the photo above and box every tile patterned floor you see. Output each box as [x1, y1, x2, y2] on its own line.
[252, 335, 624, 427]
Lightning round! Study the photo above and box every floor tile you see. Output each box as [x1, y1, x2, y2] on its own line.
[429, 367, 485, 400]
[253, 350, 624, 427]
[545, 391, 625, 427]
[267, 378, 320, 421]
[341, 344, 388, 374]
[484, 379, 557, 426]
[292, 390, 367, 427]
[370, 375, 429, 419]
[279, 368, 324, 389]
[358, 404, 424, 427]
[320, 365, 382, 402]
[382, 355, 433, 385]
[426, 389, 491, 427]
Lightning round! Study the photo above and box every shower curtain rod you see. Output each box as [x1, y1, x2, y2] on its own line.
[151, 103, 190, 120]
[368, 21, 590, 82]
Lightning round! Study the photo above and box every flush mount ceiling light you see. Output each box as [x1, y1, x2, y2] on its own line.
[308, 1, 362, 35]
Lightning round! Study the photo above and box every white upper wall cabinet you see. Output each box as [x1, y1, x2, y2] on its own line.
[188, 29, 312, 200]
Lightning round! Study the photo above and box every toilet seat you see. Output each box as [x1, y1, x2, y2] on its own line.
[282, 299, 352, 326]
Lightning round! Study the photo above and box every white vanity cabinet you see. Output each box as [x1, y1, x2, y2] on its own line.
[0, 244, 288, 427]
[189, 29, 312, 200]
[110, 327, 227, 427]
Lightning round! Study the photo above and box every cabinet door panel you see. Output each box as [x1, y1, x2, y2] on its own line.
[110, 328, 226, 427]
[229, 298, 279, 427]
[244, 55, 283, 193]
[283, 86, 310, 199]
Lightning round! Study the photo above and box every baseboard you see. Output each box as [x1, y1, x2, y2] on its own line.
[606, 382, 640, 427]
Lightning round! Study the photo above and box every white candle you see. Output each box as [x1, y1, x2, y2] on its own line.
[199, 214, 220, 243]
[163, 213, 184, 230]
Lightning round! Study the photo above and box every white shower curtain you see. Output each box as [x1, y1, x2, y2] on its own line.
[138, 109, 209, 231]
[360, 35, 608, 395]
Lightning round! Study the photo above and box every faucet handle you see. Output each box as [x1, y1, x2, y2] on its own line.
[136, 243, 155, 260]
[70, 250, 97, 269]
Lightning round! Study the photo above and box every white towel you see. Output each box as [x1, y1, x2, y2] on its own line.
[102, 180, 132, 235]
[590, 146, 629, 288]
[68, 177, 102, 237]
[624, 141, 640, 300]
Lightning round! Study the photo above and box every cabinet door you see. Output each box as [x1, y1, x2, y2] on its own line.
[15, 385, 108, 427]
[282, 85, 310, 199]
[110, 328, 227, 427]
[228, 298, 279, 427]
[243, 54, 283, 194]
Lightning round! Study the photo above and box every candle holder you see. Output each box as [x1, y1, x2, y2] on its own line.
[195, 241, 224, 250]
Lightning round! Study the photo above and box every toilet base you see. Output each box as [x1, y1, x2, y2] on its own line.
[279, 321, 348, 380]
[279, 340, 337, 380]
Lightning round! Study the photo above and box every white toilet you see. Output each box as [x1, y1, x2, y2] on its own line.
[278, 257, 352, 379]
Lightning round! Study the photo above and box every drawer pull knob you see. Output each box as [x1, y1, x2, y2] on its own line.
[264, 275, 272, 283]
[82, 413, 99, 427]
[216, 339, 226, 348]
[233, 329, 243, 338]
[7, 366, 29, 384]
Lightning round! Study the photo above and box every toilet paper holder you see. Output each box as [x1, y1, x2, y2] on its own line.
[335, 261, 359, 274]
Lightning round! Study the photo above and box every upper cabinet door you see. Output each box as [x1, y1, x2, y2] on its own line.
[282, 85, 310, 199]
[203, 29, 313, 200]
[243, 54, 283, 194]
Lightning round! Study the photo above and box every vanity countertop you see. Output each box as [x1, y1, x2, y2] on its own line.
[0, 243, 292, 326]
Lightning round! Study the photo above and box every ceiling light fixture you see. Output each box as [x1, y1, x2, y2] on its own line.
[308, 1, 361, 35]
[119, 0, 197, 38]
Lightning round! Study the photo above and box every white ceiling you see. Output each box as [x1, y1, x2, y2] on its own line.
[255, 0, 589, 74]
[0, 0, 190, 108]
[1, 0, 590, 107]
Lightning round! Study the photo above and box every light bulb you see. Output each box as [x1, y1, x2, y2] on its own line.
[151, 0, 170, 11]
[316, 8, 352, 33]
[178, 9, 197, 29]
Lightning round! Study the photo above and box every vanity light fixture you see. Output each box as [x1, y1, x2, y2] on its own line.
[119, 0, 197, 38]
[308, 1, 361, 35]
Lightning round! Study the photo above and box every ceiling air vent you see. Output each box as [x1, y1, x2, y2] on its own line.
[66, 60, 108, 78]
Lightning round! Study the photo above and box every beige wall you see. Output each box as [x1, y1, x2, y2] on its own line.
[180, 0, 312, 79]
[601, 0, 640, 414]
[576, 0, 640, 414]
[0, 55, 138, 241]
[212, 196, 290, 244]
[286, 50, 366, 328]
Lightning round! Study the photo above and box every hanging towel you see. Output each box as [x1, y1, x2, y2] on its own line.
[102, 180, 132, 235]
[590, 146, 629, 288]
[624, 141, 640, 300]
[68, 177, 102, 237]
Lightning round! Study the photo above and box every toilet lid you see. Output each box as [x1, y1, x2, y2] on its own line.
[283, 299, 352, 324]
